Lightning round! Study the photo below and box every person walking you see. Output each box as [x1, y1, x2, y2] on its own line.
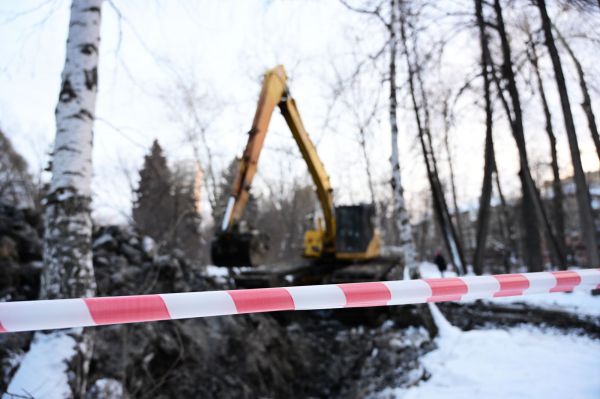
[434, 250, 447, 277]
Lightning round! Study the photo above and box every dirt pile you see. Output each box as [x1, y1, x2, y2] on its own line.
[0, 206, 435, 398]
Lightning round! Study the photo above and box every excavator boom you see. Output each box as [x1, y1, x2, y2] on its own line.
[213, 65, 336, 266]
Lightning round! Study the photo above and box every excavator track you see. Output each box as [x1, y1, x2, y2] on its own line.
[233, 256, 402, 288]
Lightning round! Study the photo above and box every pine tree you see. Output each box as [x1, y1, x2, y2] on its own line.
[133, 139, 174, 243]
[170, 160, 203, 258]
[0, 128, 36, 208]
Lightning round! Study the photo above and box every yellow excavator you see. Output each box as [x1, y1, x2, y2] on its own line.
[211, 65, 381, 268]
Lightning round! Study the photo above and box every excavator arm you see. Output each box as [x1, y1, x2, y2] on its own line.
[213, 65, 336, 266]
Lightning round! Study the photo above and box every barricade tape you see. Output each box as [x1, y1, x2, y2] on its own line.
[1, 269, 599, 333]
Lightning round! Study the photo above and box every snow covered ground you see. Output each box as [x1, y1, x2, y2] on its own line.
[374, 303, 600, 399]
[489, 288, 600, 317]
[372, 264, 600, 399]
[4, 331, 77, 399]
[375, 322, 600, 398]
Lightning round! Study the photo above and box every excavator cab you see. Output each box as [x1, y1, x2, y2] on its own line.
[335, 204, 379, 259]
[302, 204, 380, 262]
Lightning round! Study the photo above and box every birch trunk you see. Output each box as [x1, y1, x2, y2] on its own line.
[389, 0, 417, 273]
[536, 0, 600, 268]
[7, 1, 102, 397]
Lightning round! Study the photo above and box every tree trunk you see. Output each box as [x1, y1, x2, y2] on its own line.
[442, 101, 465, 249]
[553, 27, 600, 166]
[389, 0, 418, 273]
[472, 0, 495, 275]
[7, 1, 102, 397]
[527, 37, 568, 269]
[358, 125, 377, 206]
[494, 164, 515, 273]
[399, 7, 465, 274]
[489, 50, 538, 272]
[493, 0, 565, 270]
[536, 0, 600, 268]
[414, 35, 466, 272]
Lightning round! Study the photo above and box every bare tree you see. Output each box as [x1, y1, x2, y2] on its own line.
[472, 0, 496, 275]
[553, 27, 600, 165]
[536, 0, 599, 267]
[399, 2, 466, 274]
[7, 1, 102, 397]
[441, 96, 465, 247]
[526, 31, 568, 268]
[330, 64, 380, 207]
[161, 75, 221, 213]
[338, 0, 420, 276]
[492, 0, 565, 270]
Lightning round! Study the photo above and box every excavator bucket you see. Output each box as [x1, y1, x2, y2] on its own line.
[211, 231, 269, 267]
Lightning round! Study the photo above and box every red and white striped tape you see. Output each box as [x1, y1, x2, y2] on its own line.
[1, 269, 599, 333]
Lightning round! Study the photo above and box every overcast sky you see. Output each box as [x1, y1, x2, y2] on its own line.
[1, 0, 598, 225]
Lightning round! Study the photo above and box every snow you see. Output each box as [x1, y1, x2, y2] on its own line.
[428, 303, 460, 338]
[375, 314, 600, 399]
[205, 265, 254, 279]
[92, 233, 114, 248]
[418, 261, 457, 278]
[87, 378, 124, 398]
[205, 265, 230, 278]
[489, 289, 600, 317]
[142, 236, 156, 255]
[4, 331, 77, 399]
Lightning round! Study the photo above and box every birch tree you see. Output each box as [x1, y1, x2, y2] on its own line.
[388, 0, 418, 273]
[340, 0, 419, 273]
[7, 1, 102, 397]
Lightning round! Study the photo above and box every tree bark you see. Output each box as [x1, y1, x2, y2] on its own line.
[554, 27, 600, 166]
[389, 0, 418, 273]
[536, 0, 600, 268]
[493, 0, 565, 270]
[442, 101, 465, 249]
[494, 163, 515, 273]
[527, 36, 568, 269]
[7, 1, 102, 397]
[472, 0, 496, 275]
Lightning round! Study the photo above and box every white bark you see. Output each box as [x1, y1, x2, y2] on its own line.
[43, 0, 101, 300]
[389, 0, 417, 274]
[9, 1, 103, 397]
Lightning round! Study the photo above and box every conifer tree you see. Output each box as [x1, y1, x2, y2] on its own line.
[133, 139, 174, 242]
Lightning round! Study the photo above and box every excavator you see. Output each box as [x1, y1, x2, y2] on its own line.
[211, 65, 381, 272]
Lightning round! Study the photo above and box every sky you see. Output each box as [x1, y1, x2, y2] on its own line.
[0, 0, 599, 225]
